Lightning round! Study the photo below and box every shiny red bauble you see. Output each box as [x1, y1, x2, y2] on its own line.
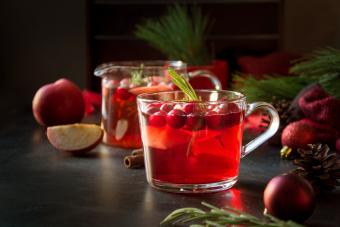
[281, 119, 318, 150]
[264, 174, 315, 223]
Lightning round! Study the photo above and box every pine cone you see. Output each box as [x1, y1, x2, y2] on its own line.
[292, 144, 340, 193]
[262, 96, 300, 127]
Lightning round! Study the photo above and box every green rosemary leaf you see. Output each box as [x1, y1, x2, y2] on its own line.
[168, 68, 199, 101]
[160, 207, 205, 225]
[204, 220, 225, 227]
[130, 64, 144, 85]
[160, 202, 304, 227]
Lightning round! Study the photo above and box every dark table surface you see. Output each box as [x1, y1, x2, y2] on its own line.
[0, 111, 339, 227]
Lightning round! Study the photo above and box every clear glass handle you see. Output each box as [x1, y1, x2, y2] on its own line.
[188, 70, 222, 90]
[241, 102, 280, 158]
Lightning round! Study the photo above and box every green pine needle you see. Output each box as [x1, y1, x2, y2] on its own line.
[232, 74, 314, 102]
[290, 47, 340, 76]
[318, 73, 340, 98]
[233, 47, 340, 101]
[160, 202, 304, 227]
[168, 68, 199, 101]
[232, 73, 340, 102]
[135, 4, 212, 65]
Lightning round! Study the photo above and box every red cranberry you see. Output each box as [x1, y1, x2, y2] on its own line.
[119, 78, 130, 87]
[183, 103, 197, 114]
[145, 103, 162, 115]
[186, 113, 205, 130]
[148, 111, 167, 127]
[166, 109, 187, 129]
[173, 104, 183, 110]
[160, 103, 174, 112]
[205, 111, 223, 129]
[107, 79, 119, 88]
[116, 87, 131, 100]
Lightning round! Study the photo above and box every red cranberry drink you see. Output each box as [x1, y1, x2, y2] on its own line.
[95, 61, 182, 148]
[101, 77, 172, 148]
[137, 70, 280, 193]
[141, 101, 245, 184]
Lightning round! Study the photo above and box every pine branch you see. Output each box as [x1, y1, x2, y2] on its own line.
[135, 4, 212, 65]
[232, 74, 315, 102]
[290, 47, 340, 76]
[160, 202, 304, 227]
[232, 72, 340, 102]
[318, 73, 340, 98]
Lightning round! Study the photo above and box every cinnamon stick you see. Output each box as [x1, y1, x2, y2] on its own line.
[131, 148, 144, 156]
[124, 155, 144, 169]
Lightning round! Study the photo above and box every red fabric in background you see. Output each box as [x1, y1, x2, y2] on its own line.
[299, 84, 340, 129]
[188, 60, 228, 89]
[83, 89, 101, 116]
[296, 84, 340, 151]
[237, 52, 301, 78]
[236, 52, 301, 133]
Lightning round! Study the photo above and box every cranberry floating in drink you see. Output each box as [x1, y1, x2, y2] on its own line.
[95, 61, 221, 148]
[137, 69, 280, 193]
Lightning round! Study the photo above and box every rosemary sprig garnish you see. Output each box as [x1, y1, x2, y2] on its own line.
[167, 67, 201, 156]
[160, 202, 304, 227]
[167, 68, 199, 101]
[130, 64, 144, 85]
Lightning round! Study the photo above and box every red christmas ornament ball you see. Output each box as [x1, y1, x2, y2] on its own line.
[264, 174, 316, 223]
[281, 119, 318, 150]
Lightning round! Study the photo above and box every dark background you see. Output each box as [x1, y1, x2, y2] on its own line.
[1, 0, 340, 118]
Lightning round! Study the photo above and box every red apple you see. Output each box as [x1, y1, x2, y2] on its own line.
[47, 123, 103, 154]
[32, 78, 85, 126]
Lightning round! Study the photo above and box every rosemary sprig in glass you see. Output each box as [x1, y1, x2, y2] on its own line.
[130, 64, 144, 85]
[167, 68, 199, 101]
[161, 202, 304, 227]
[167, 67, 202, 156]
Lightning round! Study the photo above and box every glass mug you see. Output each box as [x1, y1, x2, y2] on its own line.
[94, 61, 221, 148]
[137, 90, 279, 193]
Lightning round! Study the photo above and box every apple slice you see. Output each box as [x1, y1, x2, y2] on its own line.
[47, 123, 103, 154]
